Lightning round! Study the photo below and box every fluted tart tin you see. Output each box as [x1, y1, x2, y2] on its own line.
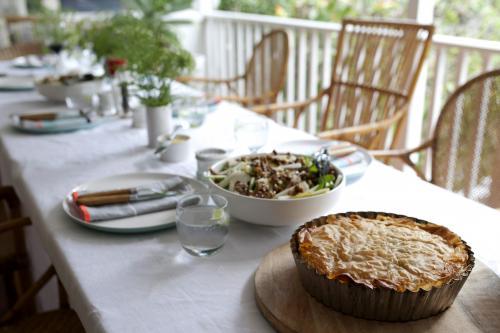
[290, 212, 475, 322]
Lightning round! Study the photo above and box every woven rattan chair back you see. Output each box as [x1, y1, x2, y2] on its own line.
[0, 16, 42, 60]
[432, 69, 500, 208]
[243, 29, 289, 106]
[0, 42, 42, 60]
[322, 19, 434, 149]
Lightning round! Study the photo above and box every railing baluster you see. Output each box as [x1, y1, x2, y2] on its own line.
[204, 18, 213, 81]
[211, 19, 222, 96]
[423, 46, 447, 178]
[227, 21, 236, 81]
[285, 29, 296, 127]
[321, 31, 333, 127]
[446, 49, 470, 189]
[427, 46, 448, 134]
[219, 21, 229, 96]
[297, 29, 308, 131]
[244, 23, 253, 99]
[455, 49, 470, 87]
[236, 21, 245, 96]
[244, 23, 253, 61]
[481, 52, 493, 71]
[308, 31, 319, 133]
[252, 24, 262, 99]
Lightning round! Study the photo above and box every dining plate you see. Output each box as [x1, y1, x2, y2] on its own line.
[274, 139, 373, 185]
[0, 76, 34, 91]
[62, 172, 207, 234]
[10, 114, 115, 134]
[12, 55, 46, 69]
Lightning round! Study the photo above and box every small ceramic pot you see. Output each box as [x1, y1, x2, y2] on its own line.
[158, 134, 191, 163]
[195, 148, 229, 181]
[146, 105, 173, 148]
[132, 106, 146, 128]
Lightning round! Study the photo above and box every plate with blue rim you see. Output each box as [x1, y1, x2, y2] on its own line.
[62, 172, 208, 234]
[10, 113, 116, 134]
[0, 76, 34, 91]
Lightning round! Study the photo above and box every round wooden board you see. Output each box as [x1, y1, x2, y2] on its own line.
[255, 244, 500, 333]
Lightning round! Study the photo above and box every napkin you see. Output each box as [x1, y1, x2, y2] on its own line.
[19, 110, 83, 121]
[20, 117, 92, 130]
[331, 151, 366, 168]
[78, 195, 186, 222]
[74, 177, 193, 223]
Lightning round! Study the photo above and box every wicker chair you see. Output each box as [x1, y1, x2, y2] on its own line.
[178, 29, 289, 107]
[0, 16, 42, 61]
[372, 69, 500, 208]
[0, 186, 85, 333]
[253, 19, 434, 150]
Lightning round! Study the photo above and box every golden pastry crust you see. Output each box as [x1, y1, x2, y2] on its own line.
[297, 214, 469, 292]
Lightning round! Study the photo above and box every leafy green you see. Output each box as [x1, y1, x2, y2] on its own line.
[318, 174, 336, 190]
[303, 156, 318, 174]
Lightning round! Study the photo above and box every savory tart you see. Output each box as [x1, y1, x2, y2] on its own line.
[290, 212, 474, 321]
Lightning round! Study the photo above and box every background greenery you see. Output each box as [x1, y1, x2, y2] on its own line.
[218, 0, 499, 41]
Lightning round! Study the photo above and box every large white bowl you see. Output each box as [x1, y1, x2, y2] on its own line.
[207, 153, 345, 226]
[35, 79, 104, 102]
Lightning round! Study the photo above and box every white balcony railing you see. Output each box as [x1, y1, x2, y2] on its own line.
[199, 10, 500, 164]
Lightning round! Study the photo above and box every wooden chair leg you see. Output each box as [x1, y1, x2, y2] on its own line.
[0, 265, 55, 325]
[58, 278, 70, 309]
[13, 261, 35, 317]
[3, 271, 17, 309]
[0, 187, 21, 218]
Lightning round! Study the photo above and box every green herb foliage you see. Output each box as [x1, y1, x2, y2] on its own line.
[318, 174, 336, 190]
[82, 9, 193, 107]
[303, 156, 319, 174]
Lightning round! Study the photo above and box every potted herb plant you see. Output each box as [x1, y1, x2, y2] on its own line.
[83, 13, 193, 147]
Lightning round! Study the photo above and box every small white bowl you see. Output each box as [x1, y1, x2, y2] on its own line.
[158, 134, 191, 163]
[207, 153, 345, 226]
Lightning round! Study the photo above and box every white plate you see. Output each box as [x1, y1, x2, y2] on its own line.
[12, 55, 45, 69]
[0, 76, 34, 91]
[62, 173, 207, 234]
[10, 114, 115, 134]
[274, 139, 373, 185]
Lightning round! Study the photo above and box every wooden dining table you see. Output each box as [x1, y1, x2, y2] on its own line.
[0, 62, 499, 333]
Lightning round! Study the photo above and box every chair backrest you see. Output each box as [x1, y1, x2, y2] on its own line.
[0, 42, 42, 60]
[432, 69, 500, 208]
[243, 30, 289, 106]
[0, 16, 41, 60]
[322, 19, 434, 148]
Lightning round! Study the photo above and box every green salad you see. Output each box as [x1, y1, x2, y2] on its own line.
[209, 152, 341, 199]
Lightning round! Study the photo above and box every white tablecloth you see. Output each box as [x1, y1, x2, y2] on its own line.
[0, 70, 499, 332]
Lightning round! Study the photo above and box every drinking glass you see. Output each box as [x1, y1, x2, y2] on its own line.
[234, 117, 269, 153]
[176, 192, 229, 257]
[173, 96, 210, 128]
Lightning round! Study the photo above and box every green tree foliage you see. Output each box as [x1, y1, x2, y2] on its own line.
[434, 0, 499, 40]
[218, 1, 407, 22]
[218, 0, 278, 15]
[218, 0, 499, 40]
[122, 0, 193, 20]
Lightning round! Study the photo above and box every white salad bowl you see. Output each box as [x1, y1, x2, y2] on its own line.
[35, 79, 104, 102]
[207, 153, 345, 226]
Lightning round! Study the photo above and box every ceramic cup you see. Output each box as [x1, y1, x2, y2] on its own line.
[157, 134, 191, 163]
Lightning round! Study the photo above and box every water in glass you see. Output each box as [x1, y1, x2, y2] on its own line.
[176, 193, 229, 257]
